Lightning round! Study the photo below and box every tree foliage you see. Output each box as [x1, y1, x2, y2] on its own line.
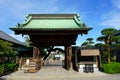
[101, 28, 117, 35]
[0, 40, 15, 56]
[81, 42, 88, 47]
[97, 28, 120, 64]
[81, 38, 94, 47]
[0, 40, 16, 62]
[24, 36, 32, 47]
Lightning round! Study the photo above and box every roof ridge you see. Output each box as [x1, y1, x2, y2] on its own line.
[28, 14, 77, 19]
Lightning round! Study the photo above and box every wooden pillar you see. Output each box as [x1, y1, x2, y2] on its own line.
[99, 55, 102, 69]
[72, 47, 78, 70]
[33, 47, 39, 59]
[64, 46, 72, 70]
[39, 48, 43, 69]
[96, 56, 98, 67]
[69, 46, 72, 69]
[74, 49, 78, 68]
[65, 46, 68, 70]
[33, 47, 43, 70]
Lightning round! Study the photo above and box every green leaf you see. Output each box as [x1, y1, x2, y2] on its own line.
[101, 28, 117, 35]
[97, 36, 106, 42]
[111, 36, 120, 42]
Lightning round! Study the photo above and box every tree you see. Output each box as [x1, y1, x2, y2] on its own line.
[81, 42, 88, 47]
[86, 38, 94, 46]
[24, 36, 32, 47]
[111, 35, 120, 49]
[43, 46, 54, 60]
[97, 28, 120, 63]
[41, 49, 47, 57]
[0, 40, 16, 73]
[0, 40, 15, 56]
[95, 43, 109, 63]
[81, 38, 94, 47]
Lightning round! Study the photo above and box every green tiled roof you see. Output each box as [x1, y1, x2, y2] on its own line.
[15, 14, 87, 29]
[21, 19, 82, 28]
[10, 14, 92, 46]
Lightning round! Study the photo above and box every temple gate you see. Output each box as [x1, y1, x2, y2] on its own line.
[10, 14, 92, 71]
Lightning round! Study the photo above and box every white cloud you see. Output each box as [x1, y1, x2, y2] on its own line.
[111, 0, 120, 9]
[0, 0, 80, 44]
[0, 0, 79, 22]
[100, 0, 120, 29]
[0, 0, 70, 16]
[100, 11, 120, 29]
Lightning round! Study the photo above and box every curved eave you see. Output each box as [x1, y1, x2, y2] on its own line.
[10, 27, 92, 35]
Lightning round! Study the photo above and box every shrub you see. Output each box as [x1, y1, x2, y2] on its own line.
[101, 62, 120, 74]
[0, 64, 3, 75]
[4, 63, 17, 72]
[0, 63, 17, 76]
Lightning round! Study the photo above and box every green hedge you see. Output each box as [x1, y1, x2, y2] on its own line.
[0, 64, 3, 75]
[4, 63, 17, 72]
[101, 62, 120, 74]
[0, 63, 17, 76]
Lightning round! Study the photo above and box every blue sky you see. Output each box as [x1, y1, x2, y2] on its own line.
[0, 0, 120, 46]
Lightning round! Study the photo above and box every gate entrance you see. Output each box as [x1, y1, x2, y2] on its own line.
[10, 14, 92, 71]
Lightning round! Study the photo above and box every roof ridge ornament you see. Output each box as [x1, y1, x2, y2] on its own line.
[83, 23, 87, 28]
[76, 14, 80, 20]
[17, 15, 32, 28]
[73, 15, 83, 27]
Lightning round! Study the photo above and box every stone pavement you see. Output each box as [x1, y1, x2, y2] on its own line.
[1, 60, 120, 80]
